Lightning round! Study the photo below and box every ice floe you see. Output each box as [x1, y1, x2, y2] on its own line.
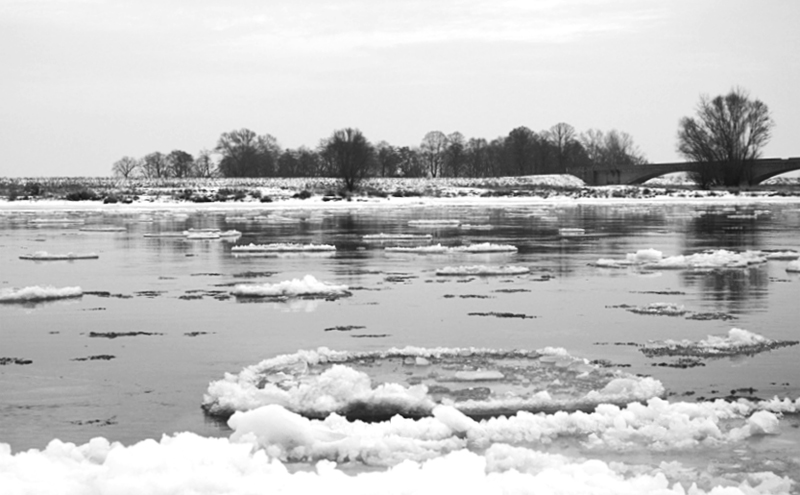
[18, 251, 99, 261]
[435, 265, 530, 276]
[787, 259, 800, 272]
[593, 248, 773, 270]
[78, 226, 127, 232]
[0, 285, 83, 303]
[202, 347, 664, 420]
[641, 328, 799, 358]
[230, 275, 350, 300]
[231, 243, 336, 252]
[362, 233, 433, 240]
[1, 429, 795, 495]
[385, 243, 517, 254]
[408, 219, 461, 227]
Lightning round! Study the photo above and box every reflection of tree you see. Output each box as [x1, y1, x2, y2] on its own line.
[680, 268, 769, 313]
[684, 211, 763, 252]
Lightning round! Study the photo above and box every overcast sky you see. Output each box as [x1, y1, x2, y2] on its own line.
[1, 0, 797, 177]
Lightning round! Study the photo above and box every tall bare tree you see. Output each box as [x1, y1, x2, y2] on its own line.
[167, 150, 194, 178]
[112, 156, 140, 178]
[216, 129, 281, 177]
[141, 152, 170, 178]
[323, 128, 375, 191]
[677, 87, 773, 187]
[193, 149, 217, 178]
[420, 131, 448, 178]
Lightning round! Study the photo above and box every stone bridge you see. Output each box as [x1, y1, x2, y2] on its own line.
[567, 158, 800, 186]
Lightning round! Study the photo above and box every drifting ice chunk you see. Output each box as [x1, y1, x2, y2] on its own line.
[558, 228, 585, 237]
[594, 249, 769, 270]
[641, 328, 798, 358]
[0, 286, 82, 303]
[787, 260, 800, 272]
[363, 233, 432, 240]
[231, 275, 350, 299]
[202, 346, 664, 420]
[435, 265, 530, 276]
[231, 243, 336, 252]
[408, 219, 461, 227]
[19, 251, 99, 261]
[386, 243, 517, 254]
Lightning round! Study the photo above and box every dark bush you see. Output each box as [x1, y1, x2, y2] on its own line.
[292, 190, 312, 200]
[65, 189, 99, 201]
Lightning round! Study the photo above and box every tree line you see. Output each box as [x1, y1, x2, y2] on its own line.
[112, 123, 648, 189]
[113, 87, 776, 190]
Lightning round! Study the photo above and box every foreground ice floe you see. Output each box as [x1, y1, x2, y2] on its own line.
[787, 259, 800, 272]
[18, 251, 98, 261]
[0, 285, 82, 303]
[202, 347, 664, 420]
[593, 248, 777, 270]
[1, 397, 798, 494]
[435, 265, 530, 276]
[231, 243, 336, 252]
[641, 328, 799, 358]
[230, 275, 350, 299]
[385, 243, 517, 254]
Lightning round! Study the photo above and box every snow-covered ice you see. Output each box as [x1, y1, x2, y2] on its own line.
[594, 248, 772, 270]
[0, 285, 83, 303]
[435, 265, 530, 276]
[362, 233, 433, 240]
[641, 328, 799, 358]
[385, 243, 518, 254]
[231, 243, 336, 252]
[18, 251, 99, 261]
[787, 259, 800, 272]
[202, 347, 665, 420]
[230, 275, 350, 299]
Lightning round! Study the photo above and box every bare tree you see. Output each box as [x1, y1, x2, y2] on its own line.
[112, 156, 140, 178]
[193, 149, 217, 178]
[420, 131, 448, 178]
[167, 150, 194, 178]
[548, 122, 577, 172]
[323, 128, 375, 191]
[216, 129, 281, 177]
[444, 132, 466, 177]
[677, 87, 773, 187]
[505, 127, 537, 175]
[141, 152, 170, 178]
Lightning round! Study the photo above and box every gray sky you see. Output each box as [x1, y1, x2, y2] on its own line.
[1, 0, 798, 177]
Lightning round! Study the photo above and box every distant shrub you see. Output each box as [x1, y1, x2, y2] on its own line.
[249, 189, 262, 199]
[292, 190, 312, 200]
[65, 188, 99, 201]
[260, 195, 273, 203]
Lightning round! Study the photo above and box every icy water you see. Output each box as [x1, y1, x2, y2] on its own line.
[1, 200, 800, 490]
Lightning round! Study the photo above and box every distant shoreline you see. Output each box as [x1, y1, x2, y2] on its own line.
[1, 175, 799, 211]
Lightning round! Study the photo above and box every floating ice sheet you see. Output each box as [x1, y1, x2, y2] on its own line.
[202, 347, 665, 421]
[435, 265, 530, 276]
[641, 328, 799, 358]
[385, 243, 517, 254]
[593, 248, 773, 270]
[230, 275, 350, 299]
[18, 251, 99, 261]
[0, 285, 83, 303]
[231, 243, 336, 252]
[1, 431, 796, 495]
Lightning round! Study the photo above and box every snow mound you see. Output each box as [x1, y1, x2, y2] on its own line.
[386, 243, 517, 254]
[231, 275, 350, 299]
[435, 265, 530, 276]
[19, 251, 99, 260]
[202, 347, 663, 420]
[231, 243, 336, 252]
[641, 328, 799, 358]
[0, 286, 83, 303]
